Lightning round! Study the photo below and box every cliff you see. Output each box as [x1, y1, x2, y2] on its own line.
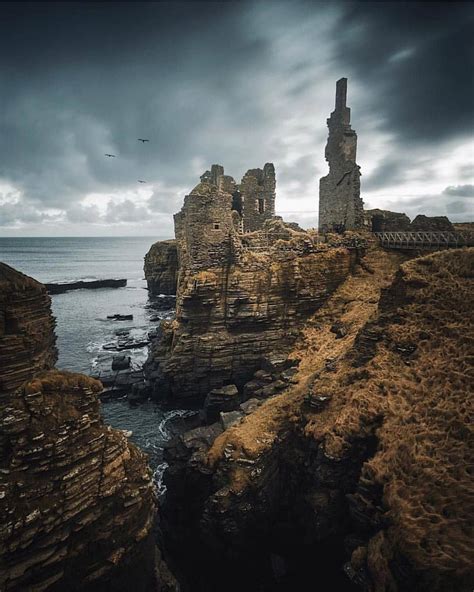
[144, 240, 179, 296]
[146, 205, 360, 403]
[160, 247, 474, 592]
[0, 263, 175, 591]
[0, 263, 57, 392]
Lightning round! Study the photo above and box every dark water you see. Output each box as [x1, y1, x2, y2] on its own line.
[0, 236, 187, 490]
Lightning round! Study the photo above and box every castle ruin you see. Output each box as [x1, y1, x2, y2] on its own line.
[319, 78, 364, 233]
[198, 163, 276, 234]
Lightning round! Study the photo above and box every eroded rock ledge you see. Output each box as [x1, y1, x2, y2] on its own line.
[160, 247, 474, 592]
[0, 263, 175, 591]
[144, 239, 179, 296]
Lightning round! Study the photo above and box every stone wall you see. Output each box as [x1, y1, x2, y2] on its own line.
[364, 209, 412, 232]
[240, 163, 276, 232]
[319, 78, 364, 233]
[411, 214, 454, 231]
[144, 239, 178, 295]
[174, 181, 240, 272]
[0, 263, 173, 591]
[196, 162, 276, 234]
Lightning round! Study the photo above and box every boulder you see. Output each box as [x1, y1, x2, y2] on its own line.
[112, 354, 131, 370]
[220, 410, 243, 430]
[204, 384, 240, 424]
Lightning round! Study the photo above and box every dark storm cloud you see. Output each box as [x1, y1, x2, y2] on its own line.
[363, 156, 408, 191]
[334, 2, 474, 143]
[0, 1, 271, 207]
[0, 1, 473, 232]
[442, 185, 474, 198]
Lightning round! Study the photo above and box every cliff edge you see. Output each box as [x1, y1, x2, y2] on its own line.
[0, 263, 175, 591]
[160, 247, 473, 592]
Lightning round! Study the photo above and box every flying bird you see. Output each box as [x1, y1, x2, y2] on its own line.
[137, 138, 149, 143]
[138, 180, 146, 183]
[105, 154, 116, 157]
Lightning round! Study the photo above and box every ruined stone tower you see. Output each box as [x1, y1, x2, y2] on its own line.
[195, 163, 276, 234]
[239, 163, 276, 232]
[174, 181, 237, 271]
[319, 78, 364, 233]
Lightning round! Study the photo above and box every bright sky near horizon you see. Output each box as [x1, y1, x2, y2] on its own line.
[0, 1, 473, 237]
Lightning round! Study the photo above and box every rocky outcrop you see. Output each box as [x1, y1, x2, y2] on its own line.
[145, 188, 360, 403]
[0, 263, 57, 393]
[159, 247, 474, 592]
[45, 279, 127, 294]
[0, 263, 175, 591]
[319, 77, 364, 233]
[144, 240, 179, 295]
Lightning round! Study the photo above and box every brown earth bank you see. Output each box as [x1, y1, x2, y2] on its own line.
[0, 262, 177, 592]
[159, 246, 473, 592]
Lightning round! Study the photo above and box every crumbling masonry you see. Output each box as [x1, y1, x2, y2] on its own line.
[199, 163, 276, 234]
[319, 78, 364, 233]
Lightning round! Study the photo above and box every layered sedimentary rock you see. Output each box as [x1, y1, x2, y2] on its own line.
[0, 263, 57, 393]
[144, 239, 179, 295]
[160, 247, 474, 592]
[319, 78, 364, 233]
[145, 179, 360, 403]
[0, 263, 172, 591]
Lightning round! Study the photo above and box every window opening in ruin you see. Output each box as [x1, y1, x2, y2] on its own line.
[258, 198, 265, 214]
[212, 222, 220, 230]
[232, 191, 243, 216]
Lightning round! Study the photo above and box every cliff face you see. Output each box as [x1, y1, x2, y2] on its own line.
[146, 215, 359, 403]
[0, 263, 57, 392]
[144, 239, 178, 295]
[0, 263, 173, 591]
[160, 247, 474, 592]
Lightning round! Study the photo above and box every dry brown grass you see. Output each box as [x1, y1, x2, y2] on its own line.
[203, 247, 473, 588]
[207, 244, 406, 480]
[24, 369, 102, 394]
[305, 248, 474, 589]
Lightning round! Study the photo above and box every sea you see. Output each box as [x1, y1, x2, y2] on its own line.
[0, 236, 189, 493]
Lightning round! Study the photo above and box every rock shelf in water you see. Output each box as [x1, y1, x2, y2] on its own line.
[46, 278, 127, 294]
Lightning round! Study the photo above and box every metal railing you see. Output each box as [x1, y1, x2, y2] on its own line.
[374, 231, 474, 250]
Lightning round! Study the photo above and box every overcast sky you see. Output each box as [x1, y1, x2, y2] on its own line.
[1, 1, 473, 237]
